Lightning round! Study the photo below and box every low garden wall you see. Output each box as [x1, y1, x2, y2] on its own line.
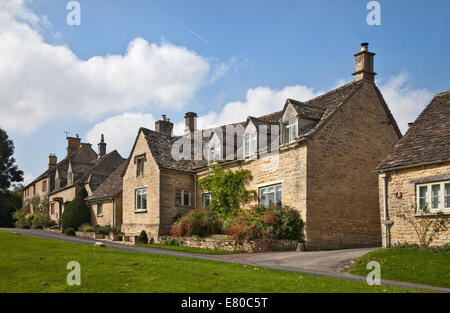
[74, 231, 121, 241]
[158, 235, 300, 253]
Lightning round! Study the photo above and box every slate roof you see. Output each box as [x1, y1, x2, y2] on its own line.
[377, 91, 450, 171]
[85, 159, 129, 202]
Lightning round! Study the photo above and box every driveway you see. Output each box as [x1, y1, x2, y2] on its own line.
[219, 248, 377, 273]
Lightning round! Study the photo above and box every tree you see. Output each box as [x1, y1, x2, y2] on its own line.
[0, 185, 23, 227]
[61, 188, 90, 231]
[199, 165, 257, 219]
[0, 128, 23, 191]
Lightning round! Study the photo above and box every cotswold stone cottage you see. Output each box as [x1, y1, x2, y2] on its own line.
[23, 135, 124, 224]
[118, 43, 402, 249]
[377, 91, 450, 247]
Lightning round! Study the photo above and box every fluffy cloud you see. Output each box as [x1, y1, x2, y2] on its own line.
[378, 73, 433, 134]
[22, 173, 34, 186]
[85, 113, 156, 156]
[0, 0, 223, 134]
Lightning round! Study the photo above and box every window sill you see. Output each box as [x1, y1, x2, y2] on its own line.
[97, 214, 103, 217]
[415, 211, 450, 217]
[134, 209, 148, 214]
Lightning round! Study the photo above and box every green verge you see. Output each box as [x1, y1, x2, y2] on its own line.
[346, 247, 450, 288]
[0, 230, 429, 293]
[140, 243, 243, 255]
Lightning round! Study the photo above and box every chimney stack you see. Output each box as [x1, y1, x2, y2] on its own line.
[155, 115, 174, 136]
[184, 112, 198, 135]
[66, 134, 81, 156]
[98, 134, 107, 158]
[48, 154, 57, 169]
[352, 42, 376, 83]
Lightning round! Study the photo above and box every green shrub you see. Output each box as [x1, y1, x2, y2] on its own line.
[64, 227, 75, 236]
[31, 212, 53, 229]
[170, 209, 223, 237]
[12, 206, 33, 229]
[137, 230, 148, 244]
[226, 206, 304, 243]
[96, 226, 111, 235]
[61, 188, 90, 231]
[163, 237, 179, 246]
[110, 226, 121, 234]
[116, 234, 123, 241]
[80, 223, 92, 232]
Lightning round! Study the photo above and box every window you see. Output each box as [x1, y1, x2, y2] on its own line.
[259, 184, 282, 207]
[42, 180, 47, 192]
[50, 203, 55, 215]
[202, 193, 211, 208]
[176, 189, 190, 206]
[135, 188, 147, 211]
[244, 133, 257, 157]
[97, 203, 103, 216]
[136, 157, 144, 177]
[207, 144, 221, 163]
[416, 181, 450, 212]
[288, 118, 298, 143]
[67, 173, 74, 186]
[33, 185, 35, 195]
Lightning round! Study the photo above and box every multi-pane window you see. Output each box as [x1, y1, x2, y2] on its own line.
[67, 173, 74, 186]
[176, 190, 190, 206]
[136, 157, 144, 177]
[202, 193, 211, 208]
[244, 133, 257, 157]
[259, 184, 282, 207]
[207, 145, 221, 163]
[416, 181, 450, 212]
[97, 203, 103, 216]
[135, 188, 147, 211]
[42, 180, 47, 192]
[288, 119, 298, 143]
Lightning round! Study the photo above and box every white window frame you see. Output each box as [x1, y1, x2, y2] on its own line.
[259, 183, 282, 207]
[287, 118, 298, 143]
[416, 180, 450, 213]
[97, 203, 103, 216]
[135, 187, 147, 212]
[176, 189, 191, 206]
[244, 133, 257, 157]
[207, 144, 221, 163]
[202, 192, 211, 208]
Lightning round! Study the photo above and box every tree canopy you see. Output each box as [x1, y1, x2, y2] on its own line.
[0, 128, 23, 191]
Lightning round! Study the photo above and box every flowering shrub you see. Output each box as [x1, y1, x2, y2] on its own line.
[226, 206, 304, 243]
[170, 209, 222, 237]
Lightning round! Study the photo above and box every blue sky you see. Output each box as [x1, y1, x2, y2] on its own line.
[1, 0, 449, 185]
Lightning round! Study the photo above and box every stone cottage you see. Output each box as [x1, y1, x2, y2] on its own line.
[376, 91, 450, 247]
[23, 135, 124, 224]
[120, 43, 402, 249]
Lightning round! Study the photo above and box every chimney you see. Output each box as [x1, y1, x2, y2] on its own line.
[352, 42, 377, 83]
[48, 154, 57, 169]
[98, 134, 107, 158]
[155, 115, 174, 136]
[184, 112, 198, 135]
[66, 134, 81, 156]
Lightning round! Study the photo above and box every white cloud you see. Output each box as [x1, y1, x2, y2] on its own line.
[378, 73, 433, 134]
[22, 173, 34, 186]
[0, 0, 225, 134]
[86, 113, 156, 157]
[173, 85, 324, 134]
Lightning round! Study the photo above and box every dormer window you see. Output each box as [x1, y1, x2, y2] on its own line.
[207, 144, 221, 163]
[55, 170, 60, 189]
[244, 133, 257, 157]
[282, 118, 298, 144]
[134, 153, 146, 177]
[67, 173, 74, 186]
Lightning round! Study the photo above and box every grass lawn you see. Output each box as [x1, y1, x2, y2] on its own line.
[138, 243, 243, 255]
[0, 230, 428, 293]
[346, 247, 450, 288]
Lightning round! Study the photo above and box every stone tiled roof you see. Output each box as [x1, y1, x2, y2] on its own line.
[138, 80, 400, 173]
[85, 159, 129, 202]
[377, 91, 450, 171]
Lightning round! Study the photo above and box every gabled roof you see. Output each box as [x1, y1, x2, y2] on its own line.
[85, 159, 129, 202]
[377, 91, 450, 171]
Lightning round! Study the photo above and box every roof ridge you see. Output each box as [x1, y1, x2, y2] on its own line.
[435, 90, 450, 97]
[304, 81, 359, 105]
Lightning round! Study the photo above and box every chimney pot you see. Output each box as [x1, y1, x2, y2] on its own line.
[184, 112, 198, 135]
[48, 154, 57, 169]
[66, 136, 81, 156]
[352, 42, 376, 83]
[98, 134, 107, 158]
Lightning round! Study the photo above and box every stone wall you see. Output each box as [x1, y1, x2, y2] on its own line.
[88, 194, 123, 227]
[306, 82, 400, 250]
[159, 236, 299, 253]
[122, 131, 161, 239]
[379, 162, 450, 247]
